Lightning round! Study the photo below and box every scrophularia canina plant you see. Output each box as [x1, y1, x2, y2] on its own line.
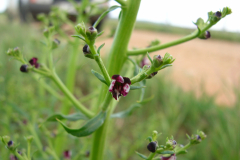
[1, 1, 231, 160]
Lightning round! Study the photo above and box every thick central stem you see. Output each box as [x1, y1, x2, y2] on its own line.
[90, 1, 142, 160]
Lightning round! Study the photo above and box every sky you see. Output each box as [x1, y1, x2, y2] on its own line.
[1, 0, 239, 32]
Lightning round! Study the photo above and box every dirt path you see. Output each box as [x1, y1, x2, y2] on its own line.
[96, 30, 240, 106]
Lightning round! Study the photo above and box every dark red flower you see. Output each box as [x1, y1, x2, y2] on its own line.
[29, 57, 40, 68]
[63, 150, 71, 159]
[161, 154, 176, 160]
[109, 75, 131, 100]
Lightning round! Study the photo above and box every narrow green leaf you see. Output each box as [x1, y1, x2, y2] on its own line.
[158, 64, 172, 70]
[97, 31, 104, 37]
[176, 150, 187, 155]
[135, 152, 147, 159]
[97, 43, 105, 55]
[93, 5, 121, 28]
[157, 150, 175, 154]
[146, 136, 153, 143]
[137, 95, 155, 104]
[46, 113, 88, 122]
[146, 52, 153, 63]
[71, 35, 86, 42]
[130, 85, 146, 90]
[57, 111, 106, 137]
[111, 104, 141, 118]
[91, 69, 108, 85]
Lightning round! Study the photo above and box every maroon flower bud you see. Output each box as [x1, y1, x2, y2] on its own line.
[205, 31, 211, 39]
[147, 141, 157, 153]
[147, 71, 158, 79]
[215, 11, 222, 18]
[88, 26, 97, 34]
[82, 44, 94, 59]
[20, 64, 28, 72]
[10, 155, 17, 160]
[63, 150, 71, 159]
[8, 140, 13, 147]
[161, 154, 176, 160]
[109, 75, 131, 100]
[85, 151, 90, 157]
[29, 57, 40, 68]
[140, 57, 150, 68]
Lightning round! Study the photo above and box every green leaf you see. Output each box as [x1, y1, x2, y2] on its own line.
[137, 95, 154, 104]
[45, 113, 89, 122]
[130, 85, 146, 90]
[97, 31, 104, 37]
[146, 136, 153, 143]
[146, 52, 153, 63]
[111, 104, 141, 118]
[158, 64, 172, 70]
[57, 111, 106, 137]
[157, 150, 175, 154]
[93, 5, 121, 28]
[71, 35, 86, 42]
[177, 150, 187, 155]
[135, 152, 147, 159]
[91, 69, 108, 85]
[97, 43, 105, 55]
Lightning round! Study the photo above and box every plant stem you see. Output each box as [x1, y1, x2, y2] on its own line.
[127, 23, 214, 56]
[51, 72, 94, 118]
[89, 44, 111, 84]
[90, 1, 142, 160]
[176, 142, 191, 155]
[115, 0, 127, 6]
[27, 141, 31, 160]
[147, 152, 157, 160]
[127, 30, 199, 56]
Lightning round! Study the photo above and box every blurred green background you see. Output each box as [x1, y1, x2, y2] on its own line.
[0, 13, 240, 160]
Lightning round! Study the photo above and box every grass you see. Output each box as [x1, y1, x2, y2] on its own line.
[106, 19, 240, 43]
[0, 15, 240, 160]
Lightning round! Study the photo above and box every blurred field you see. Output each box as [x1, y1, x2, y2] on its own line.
[0, 15, 240, 160]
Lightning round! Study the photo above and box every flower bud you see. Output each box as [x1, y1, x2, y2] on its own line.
[75, 22, 86, 36]
[63, 150, 71, 159]
[140, 57, 150, 68]
[52, 38, 60, 50]
[163, 53, 175, 65]
[147, 71, 158, 79]
[198, 131, 207, 140]
[8, 140, 13, 147]
[1, 136, 10, 144]
[82, 44, 94, 59]
[166, 139, 177, 149]
[161, 154, 176, 160]
[152, 55, 163, 68]
[20, 65, 28, 73]
[205, 31, 211, 39]
[147, 141, 157, 153]
[43, 28, 49, 38]
[86, 26, 98, 41]
[215, 11, 222, 18]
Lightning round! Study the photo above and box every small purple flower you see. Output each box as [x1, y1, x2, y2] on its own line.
[20, 64, 28, 72]
[29, 57, 40, 68]
[205, 31, 211, 39]
[161, 154, 176, 160]
[109, 75, 131, 100]
[63, 150, 71, 159]
[10, 155, 17, 160]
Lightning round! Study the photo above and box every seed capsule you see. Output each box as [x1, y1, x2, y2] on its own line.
[20, 65, 28, 73]
[147, 141, 157, 153]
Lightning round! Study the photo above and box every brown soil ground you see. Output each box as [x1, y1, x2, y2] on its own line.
[96, 30, 240, 106]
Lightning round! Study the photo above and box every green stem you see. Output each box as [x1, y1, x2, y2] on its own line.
[127, 30, 199, 56]
[27, 141, 31, 160]
[127, 23, 213, 56]
[88, 44, 111, 84]
[147, 152, 157, 160]
[51, 72, 94, 118]
[13, 150, 25, 160]
[90, 1, 142, 160]
[176, 143, 191, 155]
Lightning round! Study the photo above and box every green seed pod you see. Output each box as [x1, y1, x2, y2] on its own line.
[75, 22, 86, 36]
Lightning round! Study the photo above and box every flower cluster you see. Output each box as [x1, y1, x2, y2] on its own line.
[109, 75, 131, 100]
[29, 57, 40, 68]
